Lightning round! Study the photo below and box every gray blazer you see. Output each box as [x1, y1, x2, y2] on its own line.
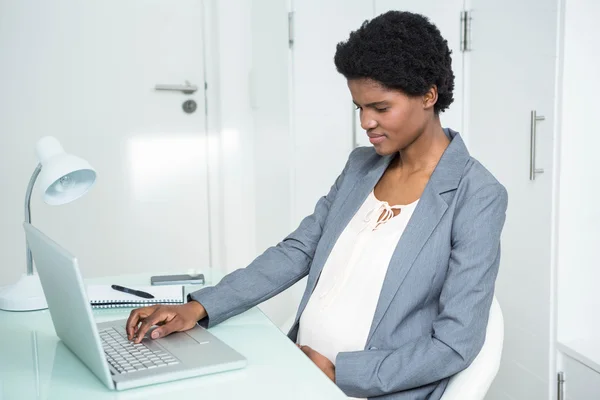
[190, 129, 508, 400]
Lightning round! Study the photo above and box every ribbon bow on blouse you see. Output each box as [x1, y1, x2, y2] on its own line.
[363, 201, 402, 231]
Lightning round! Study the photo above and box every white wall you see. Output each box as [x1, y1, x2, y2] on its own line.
[203, 0, 303, 328]
[249, 0, 306, 329]
[251, 0, 292, 266]
[204, 0, 257, 280]
[557, 0, 600, 342]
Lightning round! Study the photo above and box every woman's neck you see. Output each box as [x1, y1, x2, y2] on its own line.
[397, 120, 450, 174]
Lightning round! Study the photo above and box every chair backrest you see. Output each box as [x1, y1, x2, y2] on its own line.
[440, 296, 504, 400]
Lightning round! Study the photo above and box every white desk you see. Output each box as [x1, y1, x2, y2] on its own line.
[0, 274, 347, 400]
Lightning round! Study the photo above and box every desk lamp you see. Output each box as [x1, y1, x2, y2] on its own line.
[0, 137, 96, 311]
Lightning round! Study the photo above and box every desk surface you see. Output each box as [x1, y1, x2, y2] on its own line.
[0, 274, 347, 400]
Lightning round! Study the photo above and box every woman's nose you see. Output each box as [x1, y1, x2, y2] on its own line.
[360, 115, 377, 130]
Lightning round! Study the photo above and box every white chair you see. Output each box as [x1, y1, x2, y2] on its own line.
[440, 296, 504, 400]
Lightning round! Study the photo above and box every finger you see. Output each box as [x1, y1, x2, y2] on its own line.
[125, 311, 137, 340]
[150, 316, 184, 339]
[300, 345, 313, 357]
[129, 306, 159, 340]
[126, 306, 155, 340]
[134, 309, 172, 343]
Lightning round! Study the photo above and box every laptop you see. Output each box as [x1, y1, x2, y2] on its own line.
[24, 222, 247, 390]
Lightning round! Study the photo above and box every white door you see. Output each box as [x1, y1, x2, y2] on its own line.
[353, 0, 466, 148]
[0, 1, 210, 283]
[467, 1, 559, 399]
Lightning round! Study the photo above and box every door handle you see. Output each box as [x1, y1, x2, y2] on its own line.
[154, 81, 198, 95]
[530, 110, 545, 181]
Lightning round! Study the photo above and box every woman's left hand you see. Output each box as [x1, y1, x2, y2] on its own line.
[299, 345, 335, 382]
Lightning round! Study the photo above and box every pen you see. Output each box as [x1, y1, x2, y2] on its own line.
[111, 284, 155, 299]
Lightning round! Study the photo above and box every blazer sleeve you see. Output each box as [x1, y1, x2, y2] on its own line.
[188, 149, 358, 328]
[335, 183, 508, 398]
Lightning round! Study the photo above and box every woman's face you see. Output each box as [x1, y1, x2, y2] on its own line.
[348, 78, 435, 156]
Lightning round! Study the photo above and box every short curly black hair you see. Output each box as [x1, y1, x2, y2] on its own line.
[334, 11, 454, 114]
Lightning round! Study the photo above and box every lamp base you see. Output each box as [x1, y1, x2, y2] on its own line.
[0, 274, 48, 311]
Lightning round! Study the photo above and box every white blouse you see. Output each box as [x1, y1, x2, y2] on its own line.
[297, 190, 418, 397]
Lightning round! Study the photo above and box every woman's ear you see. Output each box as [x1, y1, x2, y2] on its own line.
[423, 85, 438, 110]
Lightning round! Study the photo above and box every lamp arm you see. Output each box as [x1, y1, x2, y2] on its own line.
[25, 163, 42, 276]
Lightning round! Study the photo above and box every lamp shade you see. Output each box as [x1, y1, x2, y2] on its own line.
[35, 137, 96, 205]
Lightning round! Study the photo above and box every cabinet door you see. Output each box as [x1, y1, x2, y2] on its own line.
[291, 0, 373, 223]
[561, 353, 600, 400]
[467, 1, 559, 399]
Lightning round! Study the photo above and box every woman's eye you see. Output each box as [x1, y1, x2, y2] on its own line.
[375, 107, 388, 112]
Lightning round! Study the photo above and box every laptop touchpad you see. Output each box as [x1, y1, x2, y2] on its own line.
[157, 332, 200, 350]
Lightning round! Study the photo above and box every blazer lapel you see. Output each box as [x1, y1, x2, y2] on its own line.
[302, 154, 394, 304]
[365, 130, 471, 344]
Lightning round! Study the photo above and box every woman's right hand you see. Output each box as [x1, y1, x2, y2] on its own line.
[126, 301, 207, 344]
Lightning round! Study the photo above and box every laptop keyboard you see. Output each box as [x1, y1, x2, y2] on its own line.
[99, 327, 180, 374]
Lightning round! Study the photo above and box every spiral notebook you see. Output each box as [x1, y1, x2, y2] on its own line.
[86, 284, 185, 309]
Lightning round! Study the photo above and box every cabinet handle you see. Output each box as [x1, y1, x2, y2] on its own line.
[530, 110, 545, 180]
[557, 372, 565, 400]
